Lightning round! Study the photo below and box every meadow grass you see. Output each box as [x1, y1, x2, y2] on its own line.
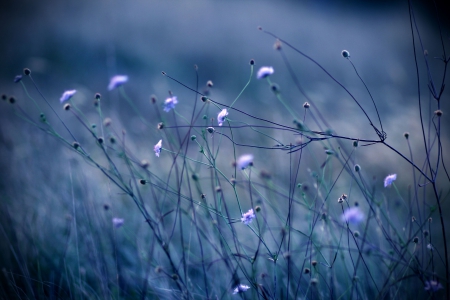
[1, 1, 449, 299]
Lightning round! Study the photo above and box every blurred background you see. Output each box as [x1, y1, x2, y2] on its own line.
[0, 0, 449, 298]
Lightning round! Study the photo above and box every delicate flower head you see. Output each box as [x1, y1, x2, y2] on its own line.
[218, 109, 228, 126]
[424, 280, 443, 292]
[257, 66, 274, 79]
[237, 154, 254, 170]
[163, 96, 178, 112]
[154, 139, 162, 157]
[108, 75, 128, 91]
[232, 284, 250, 294]
[112, 217, 124, 228]
[341, 207, 364, 224]
[60, 90, 77, 103]
[384, 174, 397, 187]
[241, 209, 255, 225]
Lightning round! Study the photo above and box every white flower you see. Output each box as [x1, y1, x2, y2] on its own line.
[341, 207, 364, 224]
[384, 174, 397, 187]
[163, 96, 178, 112]
[108, 75, 128, 91]
[241, 209, 255, 225]
[256, 66, 274, 79]
[112, 218, 124, 228]
[217, 109, 228, 126]
[154, 139, 162, 157]
[60, 90, 77, 103]
[232, 284, 250, 294]
[237, 154, 253, 170]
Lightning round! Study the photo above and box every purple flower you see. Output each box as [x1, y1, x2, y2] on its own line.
[163, 96, 178, 112]
[108, 75, 128, 91]
[14, 75, 22, 83]
[241, 209, 255, 225]
[232, 284, 250, 294]
[217, 109, 228, 126]
[154, 139, 162, 157]
[60, 90, 77, 103]
[341, 207, 364, 224]
[384, 174, 397, 187]
[257, 66, 274, 79]
[424, 280, 443, 292]
[237, 154, 253, 170]
[112, 218, 124, 228]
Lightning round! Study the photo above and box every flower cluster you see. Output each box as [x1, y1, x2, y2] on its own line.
[154, 140, 162, 157]
[241, 209, 255, 225]
[217, 109, 228, 126]
[341, 207, 364, 224]
[60, 90, 77, 103]
[237, 154, 254, 170]
[232, 284, 250, 294]
[257, 66, 274, 79]
[108, 75, 128, 91]
[384, 174, 397, 187]
[163, 96, 178, 112]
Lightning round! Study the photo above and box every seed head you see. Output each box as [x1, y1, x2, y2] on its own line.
[312, 260, 317, 267]
[150, 95, 157, 104]
[95, 93, 101, 100]
[354, 164, 361, 172]
[207, 80, 213, 87]
[413, 237, 419, 244]
[250, 59, 255, 65]
[109, 137, 116, 144]
[140, 160, 150, 169]
[97, 137, 104, 144]
[157, 122, 164, 129]
[201, 193, 206, 199]
[191, 173, 199, 181]
[434, 110, 443, 117]
[354, 231, 360, 238]
[72, 142, 80, 149]
[23, 68, 31, 76]
[341, 50, 350, 58]
[201, 96, 208, 102]
[270, 83, 280, 93]
[1, 94, 7, 101]
[423, 230, 429, 237]
[255, 206, 261, 212]
[215, 186, 222, 193]
[103, 118, 112, 127]
[310, 278, 318, 286]
[404, 132, 409, 139]
[353, 140, 359, 147]
[171, 274, 178, 280]
[139, 179, 146, 185]
[207, 127, 215, 134]
[64, 103, 71, 110]
[304, 268, 310, 274]
[191, 135, 196, 141]
[303, 102, 310, 109]
[9, 96, 16, 104]
[103, 203, 110, 210]
[274, 39, 282, 50]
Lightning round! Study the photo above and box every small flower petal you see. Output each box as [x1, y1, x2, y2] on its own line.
[154, 139, 162, 157]
[384, 174, 397, 187]
[163, 96, 178, 112]
[218, 109, 228, 126]
[60, 90, 77, 103]
[108, 75, 128, 91]
[257, 66, 274, 79]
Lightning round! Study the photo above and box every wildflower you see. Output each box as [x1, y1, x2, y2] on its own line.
[60, 90, 77, 103]
[257, 66, 274, 79]
[237, 154, 254, 170]
[232, 284, 250, 294]
[241, 209, 256, 225]
[424, 280, 443, 292]
[217, 109, 228, 126]
[163, 96, 178, 112]
[154, 139, 162, 157]
[112, 218, 124, 228]
[341, 207, 364, 224]
[14, 75, 22, 83]
[108, 75, 128, 91]
[384, 174, 397, 187]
